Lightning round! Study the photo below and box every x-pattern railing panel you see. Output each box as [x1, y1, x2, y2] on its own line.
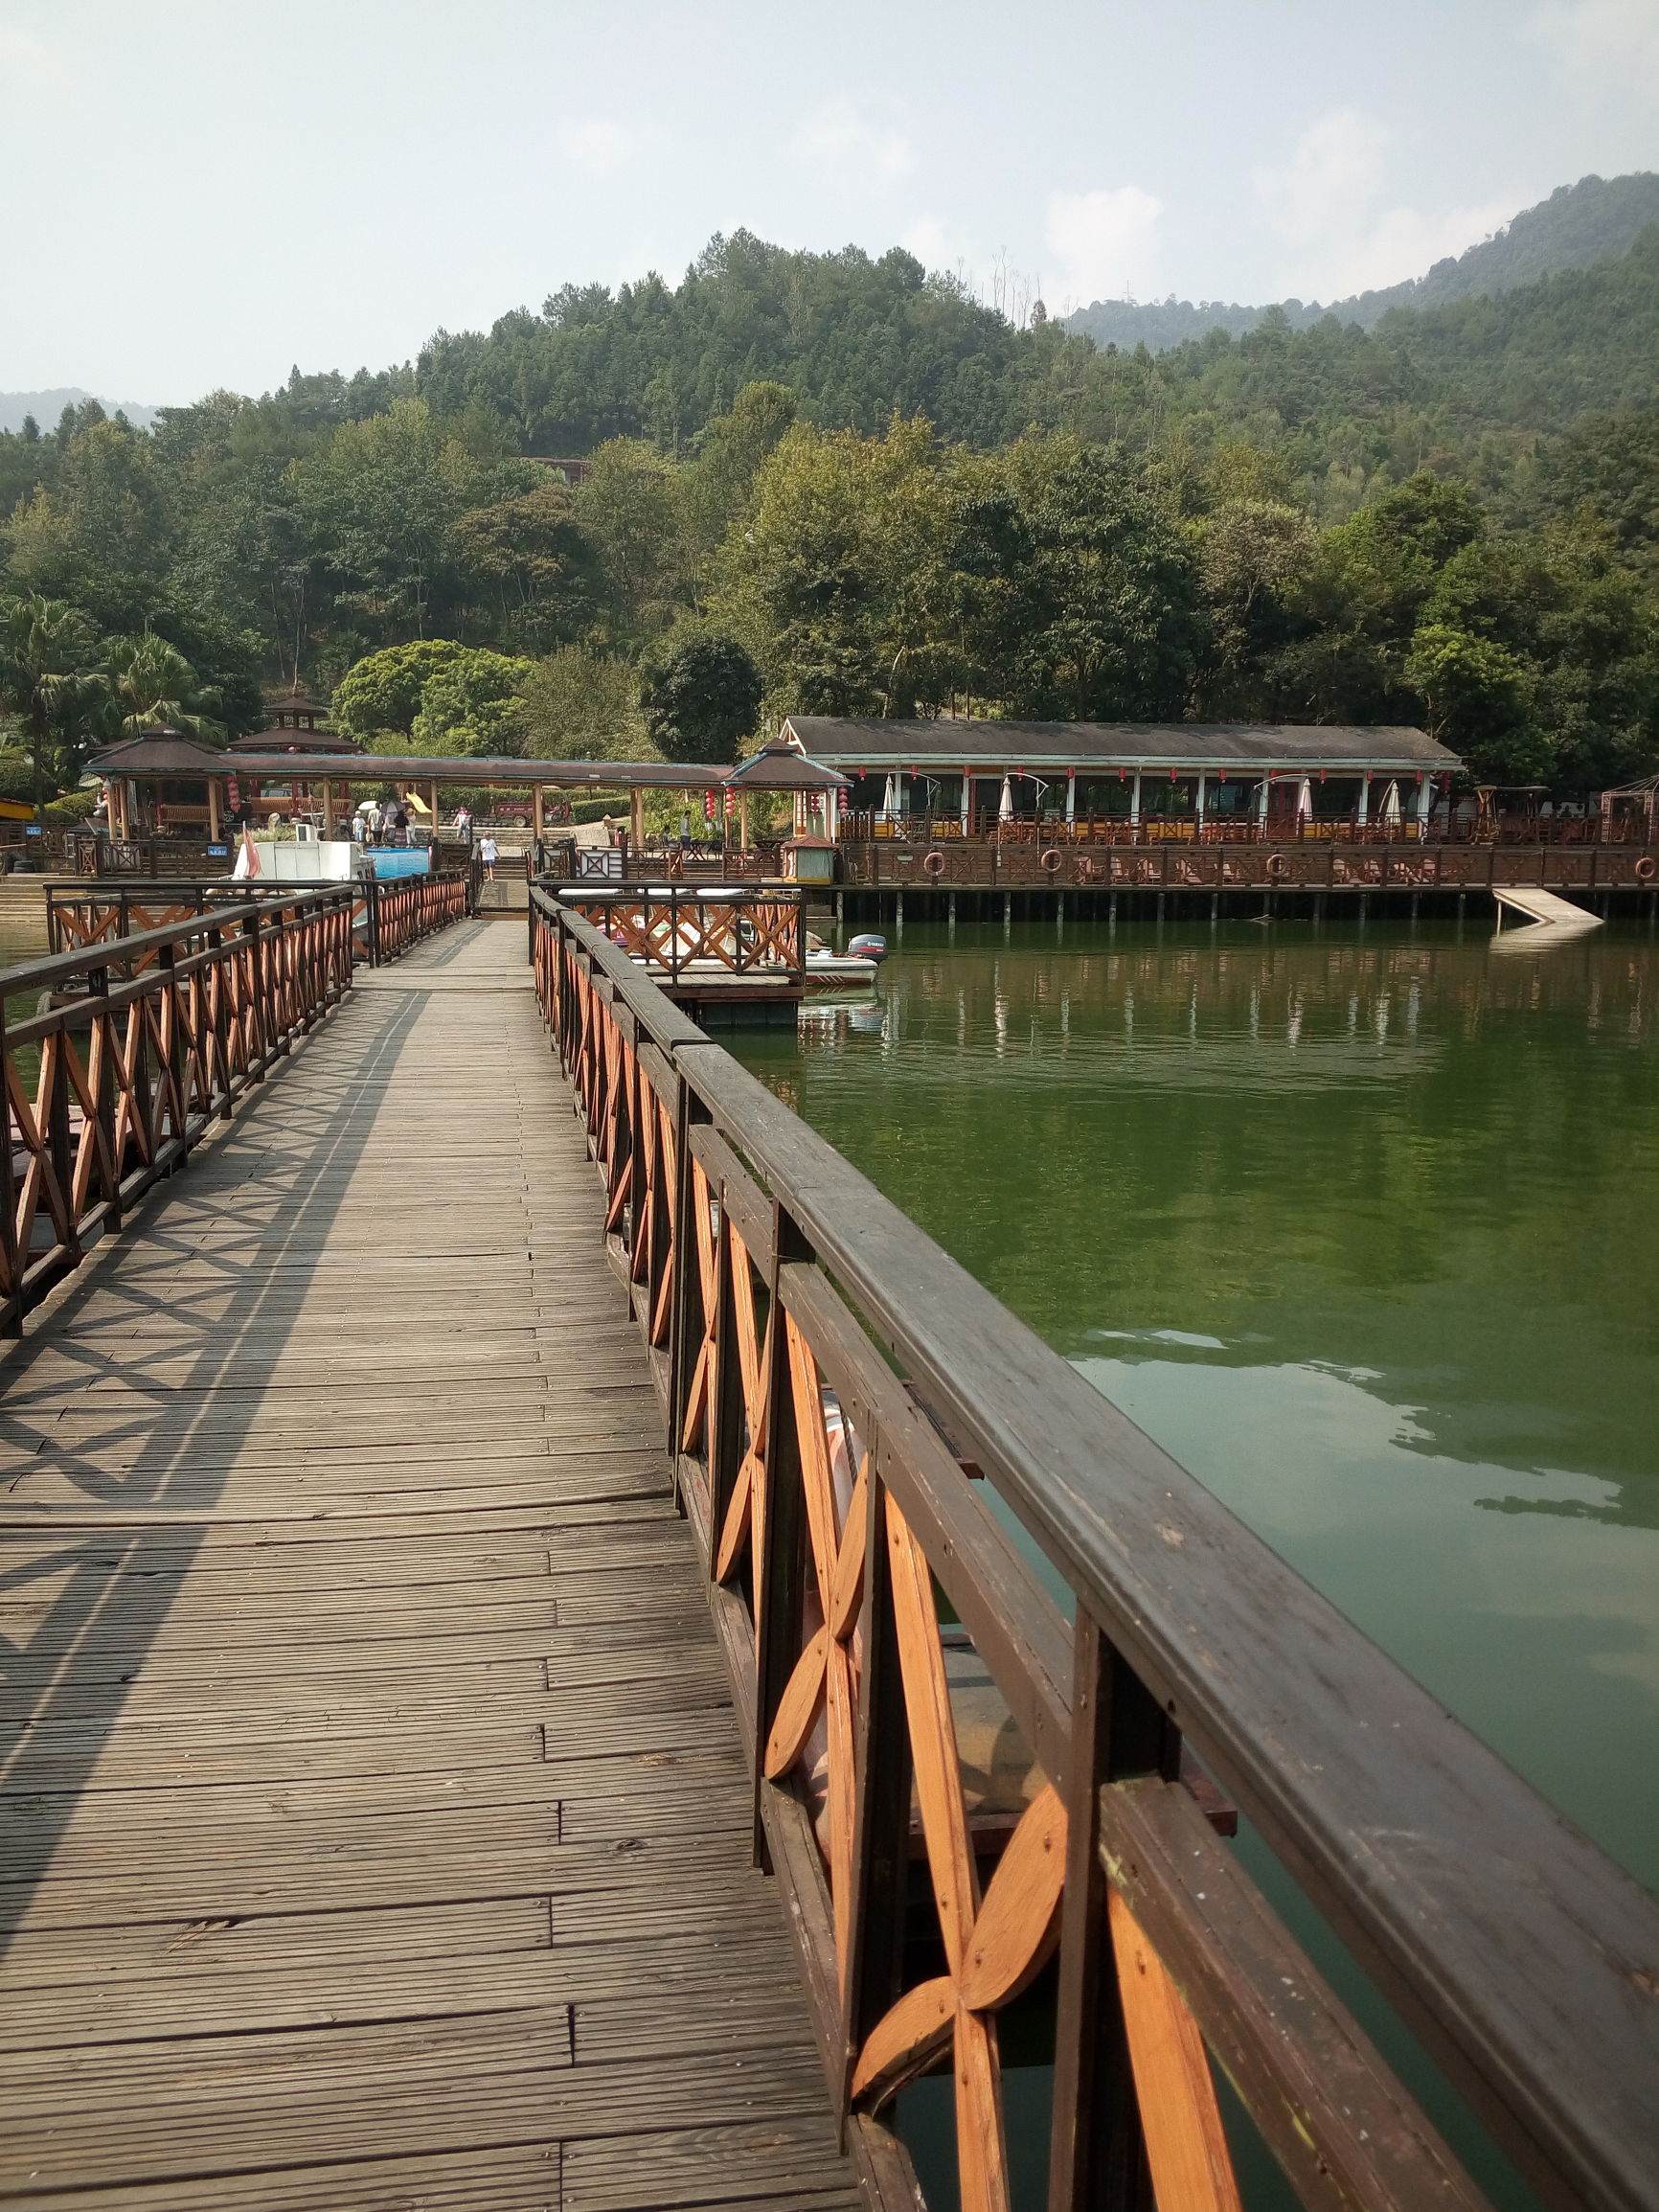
[0, 892, 362, 1333]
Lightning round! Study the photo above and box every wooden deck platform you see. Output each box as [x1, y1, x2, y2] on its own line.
[0, 922, 861, 2211]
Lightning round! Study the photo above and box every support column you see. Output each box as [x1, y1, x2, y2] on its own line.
[1065, 769, 1077, 826]
[1357, 772, 1371, 830]
[630, 785, 646, 853]
[961, 770, 972, 832]
[533, 784, 545, 842]
[1194, 771, 1206, 832]
[208, 777, 223, 842]
[320, 778, 334, 839]
[1416, 772, 1431, 833]
[428, 780, 439, 837]
[739, 789, 751, 851]
[1129, 770, 1142, 829]
[1257, 776, 1271, 830]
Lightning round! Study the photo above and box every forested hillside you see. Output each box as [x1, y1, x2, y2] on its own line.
[1, 210, 1656, 808]
[1063, 171, 1659, 353]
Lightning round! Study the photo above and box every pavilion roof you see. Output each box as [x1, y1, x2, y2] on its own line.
[782, 718, 1461, 773]
[87, 729, 229, 777]
[724, 740, 850, 791]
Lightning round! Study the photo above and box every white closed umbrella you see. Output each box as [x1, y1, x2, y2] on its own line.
[1380, 779, 1402, 827]
[998, 775, 1013, 824]
[881, 773, 899, 820]
[1296, 777, 1313, 821]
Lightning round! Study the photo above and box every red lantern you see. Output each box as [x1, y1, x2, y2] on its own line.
[1318, 768, 1327, 783]
[703, 789, 716, 822]
[1118, 765, 1126, 782]
[724, 788, 737, 818]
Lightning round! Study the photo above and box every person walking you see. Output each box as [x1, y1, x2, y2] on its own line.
[479, 832, 499, 882]
[452, 804, 472, 841]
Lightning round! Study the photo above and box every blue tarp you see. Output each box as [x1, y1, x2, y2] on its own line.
[368, 850, 432, 879]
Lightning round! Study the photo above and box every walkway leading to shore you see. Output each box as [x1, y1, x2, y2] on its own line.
[0, 920, 858, 2212]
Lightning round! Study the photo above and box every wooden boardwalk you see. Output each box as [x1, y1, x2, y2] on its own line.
[0, 921, 860, 2212]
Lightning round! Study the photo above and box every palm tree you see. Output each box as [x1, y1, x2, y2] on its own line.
[0, 595, 110, 823]
[106, 633, 225, 743]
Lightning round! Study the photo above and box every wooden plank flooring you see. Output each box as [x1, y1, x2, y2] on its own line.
[0, 920, 861, 2212]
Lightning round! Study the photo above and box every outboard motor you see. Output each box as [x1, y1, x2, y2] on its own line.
[847, 933, 888, 963]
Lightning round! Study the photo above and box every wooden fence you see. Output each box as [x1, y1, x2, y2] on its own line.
[531, 885, 1659, 2212]
[45, 870, 472, 971]
[0, 889, 358, 1333]
[556, 885, 806, 984]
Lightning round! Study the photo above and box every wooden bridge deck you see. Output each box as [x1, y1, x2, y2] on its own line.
[0, 921, 860, 2212]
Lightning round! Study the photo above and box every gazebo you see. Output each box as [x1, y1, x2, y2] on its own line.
[86, 728, 235, 843]
[723, 736, 851, 847]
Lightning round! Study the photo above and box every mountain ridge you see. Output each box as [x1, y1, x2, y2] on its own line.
[1061, 171, 1659, 354]
[0, 388, 163, 436]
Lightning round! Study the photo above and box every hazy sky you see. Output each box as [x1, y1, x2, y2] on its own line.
[2, 0, 1657, 404]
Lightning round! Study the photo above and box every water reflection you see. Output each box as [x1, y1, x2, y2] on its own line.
[736, 920, 1659, 1890]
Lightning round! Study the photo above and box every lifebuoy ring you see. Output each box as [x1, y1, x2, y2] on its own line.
[922, 851, 945, 878]
[1636, 855, 1656, 881]
[1040, 848, 1064, 874]
[1264, 854, 1285, 881]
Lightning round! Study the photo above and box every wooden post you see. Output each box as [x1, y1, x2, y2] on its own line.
[739, 789, 751, 852]
[428, 780, 439, 838]
[630, 784, 646, 854]
[1048, 1610, 1181, 2212]
[208, 777, 222, 842]
[533, 783, 545, 842]
[321, 779, 335, 840]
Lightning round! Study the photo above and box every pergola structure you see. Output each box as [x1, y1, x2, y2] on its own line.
[88, 731, 737, 850]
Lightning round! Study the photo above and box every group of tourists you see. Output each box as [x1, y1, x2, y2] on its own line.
[353, 798, 415, 848]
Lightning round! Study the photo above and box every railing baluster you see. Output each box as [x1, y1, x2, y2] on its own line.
[753, 1201, 812, 1867]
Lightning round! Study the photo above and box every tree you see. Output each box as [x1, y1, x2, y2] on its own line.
[289, 398, 492, 640]
[0, 595, 110, 817]
[516, 647, 657, 762]
[332, 639, 467, 740]
[575, 440, 692, 646]
[641, 635, 761, 764]
[106, 632, 224, 741]
[451, 477, 595, 647]
[410, 648, 535, 757]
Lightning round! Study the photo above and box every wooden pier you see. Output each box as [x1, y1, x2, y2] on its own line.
[0, 920, 860, 2211]
[1, 886, 1656, 2212]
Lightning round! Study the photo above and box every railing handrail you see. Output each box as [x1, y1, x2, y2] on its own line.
[534, 883, 1659, 2212]
[4, 887, 355, 999]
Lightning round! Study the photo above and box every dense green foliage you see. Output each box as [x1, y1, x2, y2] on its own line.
[1065, 171, 1659, 353]
[1, 210, 1657, 793]
[640, 634, 762, 763]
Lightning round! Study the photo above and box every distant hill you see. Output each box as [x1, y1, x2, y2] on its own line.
[0, 388, 162, 435]
[1063, 171, 1659, 353]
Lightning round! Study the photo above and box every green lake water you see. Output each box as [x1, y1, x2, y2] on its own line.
[732, 915, 1659, 2211]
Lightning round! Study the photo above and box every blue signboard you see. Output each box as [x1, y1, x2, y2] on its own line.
[206, 843, 229, 858]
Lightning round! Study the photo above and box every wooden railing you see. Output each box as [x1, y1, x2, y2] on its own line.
[557, 886, 806, 985]
[363, 869, 472, 962]
[840, 838, 1659, 895]
[839, 814, 1640, 849]
[0, 890, 356, 1334]
[45, 870, 473, 971]
[530, 885, 1659, 2212]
